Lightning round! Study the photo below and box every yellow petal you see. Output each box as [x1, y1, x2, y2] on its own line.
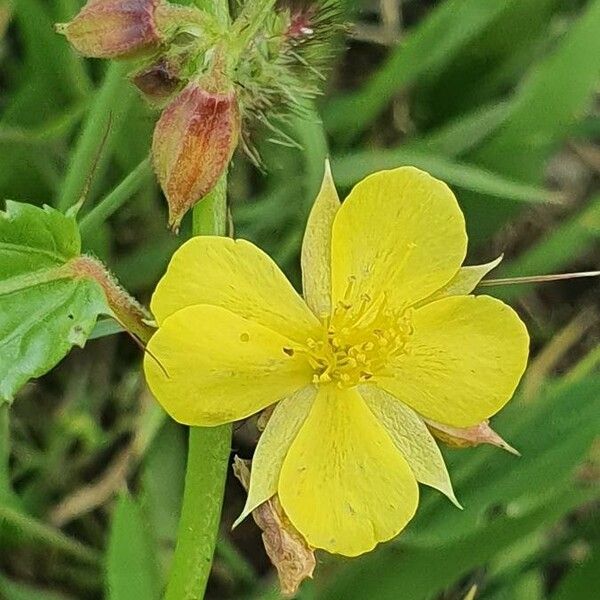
[279, 385, 419, 556]
[151, 237, 320, 343]
[331, 167, 467, 309]
[144, 305, 313, 426]
[381, 295, 529, 428]
[233, 386, 315, 528]
[301, 161, 340, 316]
[360, 385, 460, 507]
[423, 255, 503, 303]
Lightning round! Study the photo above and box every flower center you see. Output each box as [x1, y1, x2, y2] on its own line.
[305, 278, 414, 388]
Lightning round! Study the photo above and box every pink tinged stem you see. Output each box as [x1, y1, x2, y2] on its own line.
[68, 255, 154, 344]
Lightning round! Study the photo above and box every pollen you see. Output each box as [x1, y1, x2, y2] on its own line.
[306, 280, 414, 388]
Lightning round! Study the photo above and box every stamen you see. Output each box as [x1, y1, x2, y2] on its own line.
[305, 290, 414, 389]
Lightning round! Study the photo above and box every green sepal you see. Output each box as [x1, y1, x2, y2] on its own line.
[0, 201, 108, 402]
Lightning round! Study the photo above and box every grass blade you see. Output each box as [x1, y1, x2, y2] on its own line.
[323, 0, 513, 142]
[331, 148, 555, 203]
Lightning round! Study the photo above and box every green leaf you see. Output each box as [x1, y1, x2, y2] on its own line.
[317, 376, 600, 600]
[321, 487, 591, 600]
[0, 0, 91, 202]
[107, 493, 161, 600]
[413, 0, 562, 130]
[409, 376, 600, 547]
[141, 420, 186, 578]
[331, 149, 554, 204]
[0, 502, 101, 565]
[472, 0, 600, 182]
[323, 0, 514, 142]
[456, 0, 600, 243]
[0, 201, 107, 401]
[551, 531, 600, 599]
[415, 100, 513, 157]
[491, 193, 600, 302]
[89, 319, 125, 340]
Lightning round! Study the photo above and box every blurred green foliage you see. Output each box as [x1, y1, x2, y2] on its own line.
[0, 0, 599, 599]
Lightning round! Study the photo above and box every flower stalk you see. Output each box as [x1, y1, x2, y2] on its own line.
[164, 183, 232, 600]
[163, 1, 232, 597]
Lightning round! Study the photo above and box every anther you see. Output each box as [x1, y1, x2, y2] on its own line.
[343, 275, 356, 302]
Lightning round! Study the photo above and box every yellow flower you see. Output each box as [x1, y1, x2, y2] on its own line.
[144, 166, 529, 557]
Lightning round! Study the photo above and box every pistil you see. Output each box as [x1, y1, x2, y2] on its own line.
[305, 285, 414, 388]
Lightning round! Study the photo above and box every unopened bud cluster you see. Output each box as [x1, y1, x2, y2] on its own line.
[58, 0, 343, 229]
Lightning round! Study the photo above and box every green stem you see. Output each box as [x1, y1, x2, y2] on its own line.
[192, 176, 228, 236]
[164, 3, 238, 597]
[57, 62, 133, 212]
[0, 403, 9, 494]
[79, 158, 153, 238]
[164, 67, 231, 600]
[165, 424, 232, 599]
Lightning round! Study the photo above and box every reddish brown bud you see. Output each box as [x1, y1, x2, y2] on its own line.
[426, 419, 520, 456]
[56, 0, 162, 59]
[152, 81, 240, 231]
[132, 58, 181, 102]
[286, 8, 316, 39]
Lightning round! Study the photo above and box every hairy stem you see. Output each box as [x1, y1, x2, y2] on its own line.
[69, 256, 155, 344]
[165, 424, 232, 599]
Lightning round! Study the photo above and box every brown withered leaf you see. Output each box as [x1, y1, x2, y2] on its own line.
[233, 457, 315, 598]
[426, 419, 520, 456]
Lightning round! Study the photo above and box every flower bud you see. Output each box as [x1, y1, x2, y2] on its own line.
[286, 7, 316, 39]
[132, 58, 181, 103]
[56, 0, 163, 59]
[152, 81, 240, 231]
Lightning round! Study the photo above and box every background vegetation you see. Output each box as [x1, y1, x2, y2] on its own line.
[0, 0, 599, 598]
